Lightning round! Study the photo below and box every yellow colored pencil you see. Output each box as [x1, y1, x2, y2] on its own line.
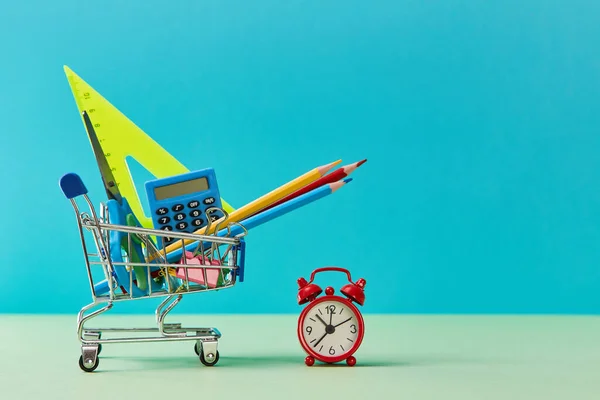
[156, 159, 342, 257]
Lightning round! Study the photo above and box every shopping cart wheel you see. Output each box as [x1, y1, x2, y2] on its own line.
[199, 350, 220, 366]
[79, 355, 99, 372]
[194, 342, 200, 356]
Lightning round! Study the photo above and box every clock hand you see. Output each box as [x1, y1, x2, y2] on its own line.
[334, 317, 352, 328]
[313, 332, 327, 348]
[329, 309, 333, 325]
[315, 314, 328, 327]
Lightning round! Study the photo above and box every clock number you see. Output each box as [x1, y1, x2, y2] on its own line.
[326, 305, 336, 314]
[350, 324, 357, 334]
[305, 326, 312, 335]
[329, 346, 335, 355]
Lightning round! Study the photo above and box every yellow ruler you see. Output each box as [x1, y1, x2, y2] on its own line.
[63, 65, 235, 229]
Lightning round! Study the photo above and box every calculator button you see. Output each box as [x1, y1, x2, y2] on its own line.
[172, 204, 185, 212]
[189, 209, 201, 218]
[191, 219, 204, 227]
[160, 225, 173, 231]
[188, 200, 200, 208]
[209, 215, 220, 222]
[156, 207, 169, 215]
[158, 216, 170, 225]
[203, 197, 216, 205]
[176, 222, 188, 230]
[174, 213, 186, 221]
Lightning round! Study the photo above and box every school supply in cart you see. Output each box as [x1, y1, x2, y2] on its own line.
[80, 110, 163, 296]
[145, 168, 224, 247]
[64, 66, 235, 229]
[176, 251, 222, 288]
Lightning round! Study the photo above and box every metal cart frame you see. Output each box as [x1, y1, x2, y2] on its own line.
[60, 173, 247, 372]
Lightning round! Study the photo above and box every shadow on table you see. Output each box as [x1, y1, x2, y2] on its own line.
[99, 353, 479, 372]
[218, 355, 410, 368]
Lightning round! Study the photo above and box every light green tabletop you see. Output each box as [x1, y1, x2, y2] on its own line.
[1, 314, 599, 399]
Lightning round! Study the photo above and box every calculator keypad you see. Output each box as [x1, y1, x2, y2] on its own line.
[174, 213, 186, 221]
[156, 207, 169, 215]
[154, 199, 221, 246]
[160, 225, 174, 245]
[191, 219, 203, 227]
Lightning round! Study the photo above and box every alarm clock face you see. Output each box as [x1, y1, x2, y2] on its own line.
[299, 297, 363, 362]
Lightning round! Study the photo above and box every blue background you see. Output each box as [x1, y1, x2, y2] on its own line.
[1, 0, 599, 314]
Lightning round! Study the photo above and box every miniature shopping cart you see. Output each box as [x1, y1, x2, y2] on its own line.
[60, 173, 247, 372]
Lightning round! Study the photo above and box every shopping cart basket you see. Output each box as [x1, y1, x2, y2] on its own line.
[59, 173, 247, 372]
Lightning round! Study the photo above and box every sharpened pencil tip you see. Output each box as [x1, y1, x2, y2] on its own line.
[341, 158, 367, 176]
[318, 159, 343, 175]
[330, 177, 352, 193]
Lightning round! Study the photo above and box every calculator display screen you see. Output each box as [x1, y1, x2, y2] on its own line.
[153, 177, 209, 200]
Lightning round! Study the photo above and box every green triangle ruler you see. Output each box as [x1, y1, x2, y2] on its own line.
[63, 65, 235, 229]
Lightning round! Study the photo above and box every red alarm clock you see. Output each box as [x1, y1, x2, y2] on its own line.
[296, 267, 366, 367]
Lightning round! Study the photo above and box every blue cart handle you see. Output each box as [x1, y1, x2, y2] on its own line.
[60, 173, 88, 199]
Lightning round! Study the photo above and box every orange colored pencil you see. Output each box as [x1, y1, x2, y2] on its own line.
[248, 158, 367, 218]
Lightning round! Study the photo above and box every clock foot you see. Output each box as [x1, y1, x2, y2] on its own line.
[305, 356, 315, 366]
[346, 356, 356, 367]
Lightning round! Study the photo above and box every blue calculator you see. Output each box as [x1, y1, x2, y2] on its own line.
[145, 168, 223, 247]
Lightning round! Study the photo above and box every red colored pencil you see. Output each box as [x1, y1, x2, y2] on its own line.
[250, 158, 367, 217]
